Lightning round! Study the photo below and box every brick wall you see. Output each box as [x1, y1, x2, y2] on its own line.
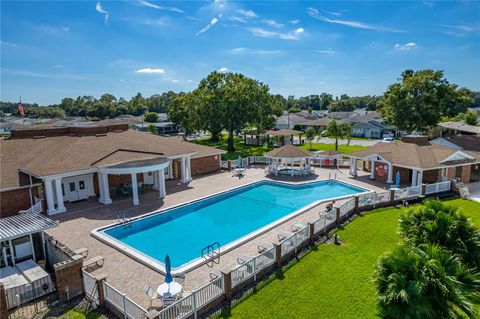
[461, 165, 471, 184]
[447, 167, 456, 179]
[0, 186, 40, 217]
[191, 155, 221, 176]
[54, 255, 84, 302]
[92, 173, 144, 196]
[393, 166, 411, 184]
[0, 283, 8, 319]
[423, 169, 439, 183]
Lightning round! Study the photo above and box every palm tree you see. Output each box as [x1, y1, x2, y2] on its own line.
[326, 120, 351, 151]
[399, 200, 480, 270]
[374, 244, 480, 319]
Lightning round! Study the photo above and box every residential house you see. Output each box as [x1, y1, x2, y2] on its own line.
[131, 122, 179, 135]
[430, 135, 480, 153]
[351, 120, 399, 139]
[275, 111, 318, 129]
[347, 134, 480, 187]
[438, 121, 480, 136]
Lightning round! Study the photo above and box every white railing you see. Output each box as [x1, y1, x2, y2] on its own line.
[254, 156, 267, 164]
[358, 193, 375, 208]
[280, 225, 310, 258]
[241, 158, 249, 167]
[103, 282, 148, 319]
[18, 200, 42, 214]
[407, 185, 422, 199]
[425, 181, 451, 195]
[374, 191, 391, 205]
[339, 198, 355, 217]
[231, 246, 276, 288]
[158, 276, 224, 319]
[82, 269, 98, 304]
[394, 188, 408, 200]
[220, 160, 229, 169]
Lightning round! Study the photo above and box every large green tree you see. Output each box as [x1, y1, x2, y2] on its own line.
[379, 70, 473, 133]
[326, 119, 351, 151]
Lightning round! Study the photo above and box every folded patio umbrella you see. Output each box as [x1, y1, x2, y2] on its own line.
[238, 155, 242, 169]
[395, 171, 401, 188]
[165, 254, 173, 283]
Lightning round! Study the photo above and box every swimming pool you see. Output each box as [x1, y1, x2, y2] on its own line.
[93, 180, 368, 273]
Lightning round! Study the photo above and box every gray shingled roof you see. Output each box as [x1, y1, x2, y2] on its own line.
[0, 213, 58, 241]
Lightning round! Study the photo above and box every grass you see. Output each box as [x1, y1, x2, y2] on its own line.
[298, 142, 368, 153]
[58, 309, 104, 319]
[217, 198, 480, 319]
[192, 135, 367, 159]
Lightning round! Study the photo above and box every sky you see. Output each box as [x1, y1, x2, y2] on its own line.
[1, 0, 479, 105]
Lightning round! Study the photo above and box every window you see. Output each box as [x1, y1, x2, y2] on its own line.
[69, 182, 76, 192]
[164, 167, 169, 175]
[79, 180, 85, 190]
[148, 172, 152, 176]
[455, 166, 462, 179]
[61, 184, 65, 196]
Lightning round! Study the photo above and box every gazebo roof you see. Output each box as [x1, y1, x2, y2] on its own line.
[0, 213, 58, 241]
[265, 129, 303, 136]
[265, 145, 314, 159]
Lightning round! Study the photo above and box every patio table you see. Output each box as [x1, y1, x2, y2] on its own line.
[157, 281, 183, 298]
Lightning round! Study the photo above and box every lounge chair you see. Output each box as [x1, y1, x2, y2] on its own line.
[173, 273, 186, 286]
[162, 297, 177, 308]
[277, 233, 290, 242]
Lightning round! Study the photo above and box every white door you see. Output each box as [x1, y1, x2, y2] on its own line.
[63, 176, 90, 202]
[143, 172, 154, 185]
[67, 181, 79, 201]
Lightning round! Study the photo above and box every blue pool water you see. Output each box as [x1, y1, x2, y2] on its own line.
[103, 181, 366, 268]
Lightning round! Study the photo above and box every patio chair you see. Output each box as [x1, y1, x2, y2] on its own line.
[257, 243, 273, 253]
[173, 273, 186, 286]
[209, 269, 222, 281]
[144, 284, 158, 309]
[291, 222, 307, 232]
[277, 232, 290, 242]
[237, 255, 253, 265]
[162, 297, 177, 308]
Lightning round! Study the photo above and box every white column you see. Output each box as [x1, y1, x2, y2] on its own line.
[131, 173, 139, 205]
[387, 163, 394, 184]
[417, 170, 423, 186]
[349, 158, 354, 175]
[98, 173, 112, 204]
[181, 157, 191, 183]
[158, 168, 166, 198]
[350, 158, 358, 176]
[153, 171, 159, 190]
[186, 157, 192, 181]
[168, 160, 173, 179]
[54, 178, 66, 213]
[411, 169, 418, 186]
[370, 160, 375, 180]
[44, 178, 57, 215]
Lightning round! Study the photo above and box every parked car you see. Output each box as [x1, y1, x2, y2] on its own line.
[381, 137, 395, 143]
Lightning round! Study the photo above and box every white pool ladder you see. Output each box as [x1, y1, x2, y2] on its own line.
[201, 242, 220, 267]
[118, 211, 132, 226]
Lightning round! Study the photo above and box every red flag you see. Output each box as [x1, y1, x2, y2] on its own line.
[18, 102, 24, 117]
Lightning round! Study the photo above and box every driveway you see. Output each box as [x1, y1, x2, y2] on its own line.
[468, 182, 480, 202]
[313, 137, 380, 146]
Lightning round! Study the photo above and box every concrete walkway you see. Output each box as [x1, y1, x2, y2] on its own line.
[468, 182, 480, 202]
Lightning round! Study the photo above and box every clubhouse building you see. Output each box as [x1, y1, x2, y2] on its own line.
[0, 124, 224, 217]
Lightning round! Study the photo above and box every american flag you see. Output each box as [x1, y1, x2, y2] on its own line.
[18, 102, 24, 117]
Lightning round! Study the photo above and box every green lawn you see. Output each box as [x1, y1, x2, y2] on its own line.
[298, 142, 367, 153]
[217, 198, 480, 319]
[192, 136, 366, 159]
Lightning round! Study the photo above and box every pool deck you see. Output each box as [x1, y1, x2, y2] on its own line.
[46, 167, 385, 309]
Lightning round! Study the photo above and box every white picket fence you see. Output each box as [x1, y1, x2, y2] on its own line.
[82, 270, 99, 304]
[231, 246, 276, 288]
[358, 193, 375, 208]
[339, 198, 356, 217]
[18, 199, 42, 214]
[157, 276, 224, 319]
[313, 209, 336, 234]
[103, 281, 148, 319]
[425, 181, 451, 195]
[220, 155, 269, 169]
[374, 191, 391, 205]
[279, 225, 311, 258]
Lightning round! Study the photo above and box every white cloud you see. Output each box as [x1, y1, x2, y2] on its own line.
[196, 15, 222, 36]
[171, 79, 180, 83]
[96, 2, 110, 25]
[218, 67, 229, 73]
[228, 47, 283, 55]
[248, 27, 304, 40]
[135, 68, 166, 74]
[441, 24, 480, 37]
[230, 17, 247, 23]
[307, 7, 403, 32]
[229, 47, 247, 53]
[289, 19, 300, 25]
[262, 19, 283, 28]
[394, 42, 417, 50]
[1, 41, 17, 47]
[136, 0, 184, 13]
[237, 9, 257, 18]
[38, 24, 71, 33]
[314, 49, 339, 54]
[322, 9, 342, 17]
